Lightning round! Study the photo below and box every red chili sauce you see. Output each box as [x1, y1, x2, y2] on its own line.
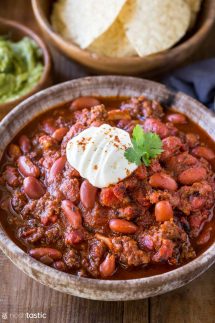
[0, 96, 214, 280]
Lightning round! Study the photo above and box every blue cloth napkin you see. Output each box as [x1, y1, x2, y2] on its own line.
[162, 58, 215, 111]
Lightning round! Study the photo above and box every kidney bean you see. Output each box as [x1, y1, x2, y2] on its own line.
[109, 219, 137, 234]
[192, 146, 215, 161]
[167, 113, 186, 124]
[70, 96, 100, 110]
[53, 260, 67, 272]
[29, 247, 62, 260]
[107, 109, 131, 120]
[8, 144, 21, 159]
[161, 136, 182, 160]
[24, 176, 46, 199]
[149, 173, 177, 191]
[144, 118, 168, 139]
[52, 127, 68, 142]
[178, 167, 207, 185]
[196, 227, 212, 245]
[155, 200, 173, 222]
[95, 233, 113, 249]
[49, 156, 66, 181]
[40, 255, 54, 265]
[61, 200, 82, 229]
[18, 135, 31, 153]
[99, 254, 116, 278]
[80, 180, 97, 209]
[42, 118, 57, 135]
[170, 153, 198, 169]
[18, 156, 40, 178]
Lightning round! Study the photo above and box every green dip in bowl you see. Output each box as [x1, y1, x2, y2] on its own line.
[0, 36, 44, 104]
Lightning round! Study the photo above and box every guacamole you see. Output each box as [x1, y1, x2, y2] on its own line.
[0, 36, 44, 104]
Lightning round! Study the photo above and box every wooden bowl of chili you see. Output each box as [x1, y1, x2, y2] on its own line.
[0, 76, 214, 300]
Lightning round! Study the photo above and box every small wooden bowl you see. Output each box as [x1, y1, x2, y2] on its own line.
[0, 18, 52, 119]
[32, 0, 215, 75]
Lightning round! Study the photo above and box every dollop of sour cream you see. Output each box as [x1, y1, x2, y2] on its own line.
[66, 124, 138, 188]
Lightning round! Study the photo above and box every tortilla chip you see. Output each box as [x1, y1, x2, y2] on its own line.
[119, 0, 191, 57]
[88, 19, 137, 58]
[186, 0, 202, 29]
[186, 0, 202, 12]
[51, 0, 126, 49]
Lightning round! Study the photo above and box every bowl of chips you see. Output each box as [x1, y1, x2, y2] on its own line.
[32, 0, 215, 75]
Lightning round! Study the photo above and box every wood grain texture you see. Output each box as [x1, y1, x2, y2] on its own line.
[0, 249, 214, 323]
[150, 265, 215, 323]
[0, 1, 214, 322]
[0, 250, 126, 323]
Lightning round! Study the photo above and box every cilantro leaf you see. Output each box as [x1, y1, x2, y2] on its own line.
[141, 151, 150, 167]
[124, 125, 163, 167]
[132, 124, 144, 146]
[124, 147, 142, 166]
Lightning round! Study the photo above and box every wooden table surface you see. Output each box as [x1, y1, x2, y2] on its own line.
[0, 1, 215, 322]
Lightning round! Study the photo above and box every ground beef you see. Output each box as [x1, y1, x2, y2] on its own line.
[111, 236, 150, 267]
[21, 193, 60, 225]
[178, 181, 214, 215]
[45, 223, 63, 244]
[11, 191, 27, 213]
[189, 210, 212, 238]
[63, 248, 81, 269]
[59, 178, 80, 203]
[120, 96, 164, 119]
[89, 104, 108, 124]
[117, 205, 141, 220]
[138, 220, 196, 264]
[18, 226, 45, 244]
[2, 166, 22, 187]
[82, 203, 110, 233]
[84, 239, 106, 277]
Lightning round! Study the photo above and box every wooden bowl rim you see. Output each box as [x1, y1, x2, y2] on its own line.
[31, 0, 215, 65]
[0, 76, 214, 300]
[0, 18, 51, 111]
